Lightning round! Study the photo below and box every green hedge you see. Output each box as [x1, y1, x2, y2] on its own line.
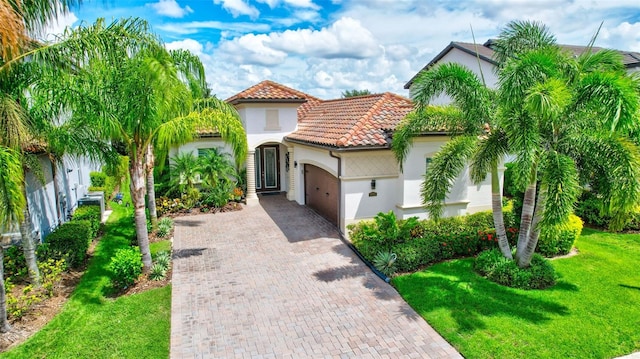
[537, 214, 583, 257]
[90, 171, 107, 187]
[73, 205, 101, 238]
[349, 209, 521, 273]
[44, 220, 92, 268]
[349, 207, 583, 274]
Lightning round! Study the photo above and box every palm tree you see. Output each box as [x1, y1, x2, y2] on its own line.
[392, 63, 513, 260]
[496, 21, 640, 266]
[396, 20, 640, 268]
[167, 152, 200, 197]
[59, 21, 247, 271]
[198, 148, 237, 189]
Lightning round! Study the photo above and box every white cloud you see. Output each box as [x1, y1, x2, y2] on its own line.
[166, 39, 204, 53]
[158, 20, 271, 35]
[148, 0, 193, 18]
[219, 34, 288, 66]
[213, 0, 259, 19]
[314, 71, 334, 88]
[42, 11, 78, 41]
[601, 22, 640, 52]
[257, 0, 319, 9]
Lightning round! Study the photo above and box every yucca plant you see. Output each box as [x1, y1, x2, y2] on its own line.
[373, 251, 397, 277]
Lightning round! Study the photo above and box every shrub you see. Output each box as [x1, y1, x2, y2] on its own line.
[4, 246, 28, 281]
[108, 247, 143, 289]
[537, 214, 583, 257]
[154, 251, 171, 269]
[474, 249, 556, 289]
[156, 217, 174, 238]
[45, 220, 92, 268]
[72, 205, 101, 238]
[5, 281, 41, 319]
[39, 258, 66, 297]
[372, 251, 397, 277]
[575, 191, 608, 228]
[393, 237, 440, 272]
[149, 263, 167, 281]
[90, 171, 107, 187]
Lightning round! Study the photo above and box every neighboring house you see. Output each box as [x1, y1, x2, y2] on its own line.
[173, 80, 497, 234]
[404, 40, 640, 96]
[1, 152, 98, 243]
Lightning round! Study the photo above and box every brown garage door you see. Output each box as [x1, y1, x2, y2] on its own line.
[304, 164, 338, 226]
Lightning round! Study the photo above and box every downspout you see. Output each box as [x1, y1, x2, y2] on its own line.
[329, 151, 390, 283]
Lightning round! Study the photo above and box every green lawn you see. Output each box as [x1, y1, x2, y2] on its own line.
[1, 202, 171, 359]
[394, 228, 640, 359]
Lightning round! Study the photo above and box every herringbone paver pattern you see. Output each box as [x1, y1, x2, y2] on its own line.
[170, 194, 462, 359]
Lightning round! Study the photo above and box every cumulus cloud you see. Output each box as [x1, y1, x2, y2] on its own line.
[220, 16, 381, 64]
[40, 10, 77, 41]
[219, 33, 288, 66]
[166, 38, 204, 53]
[158, 20, 271, 35]
[148, 0, 193, 18]
[213, 0, 259, 19]
[257, 0, 319, 9]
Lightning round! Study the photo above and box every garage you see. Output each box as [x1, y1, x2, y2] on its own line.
[304, 164, 338, 226]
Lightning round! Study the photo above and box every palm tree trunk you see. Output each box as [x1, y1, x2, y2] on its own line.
[0, 246, 11, 333]
[145, 144, 158, 232]
[517, 190, 545, 267]
[515, 167, 537, 262]
[491, 162, 513, 259]
[49, 156, 63, 225]
[129, 152, 152, 272]
[18, 186, 40, 286]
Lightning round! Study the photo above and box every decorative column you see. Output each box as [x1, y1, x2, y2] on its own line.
[287, 146, 296, 201]
[245, 149, 259, 206]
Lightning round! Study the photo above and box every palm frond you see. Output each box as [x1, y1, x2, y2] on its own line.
[574, 71, 640, 134]
[492, 20, 557, 65]
[171, 49, 207, 99]
[420, 135, 476, 220]
[392, 106, 465, 171]
[0, 146, 25, 225]
[470, 129, 508, 183]
[539, 151, 580, 226]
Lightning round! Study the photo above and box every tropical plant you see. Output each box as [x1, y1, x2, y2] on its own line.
[394, 20, 640, 268]
[167, 152, 201, 197]
[198, 148, 237, 189]
[373, 251, 397, 277]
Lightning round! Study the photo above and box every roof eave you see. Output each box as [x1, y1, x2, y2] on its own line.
[284, 136, 390, 151]
[404, 42, 497, 89]
[228, 98, 308, 105]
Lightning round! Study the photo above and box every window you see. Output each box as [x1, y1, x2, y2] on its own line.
[425, 157, 432, 172]
[265, 109, 280, 131]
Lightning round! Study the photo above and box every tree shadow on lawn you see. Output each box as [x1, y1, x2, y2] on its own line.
[396, 259, 574, 333]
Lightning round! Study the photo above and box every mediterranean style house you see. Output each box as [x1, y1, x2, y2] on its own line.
[176, 40, 640, 235]
[173, 80, 497, 234]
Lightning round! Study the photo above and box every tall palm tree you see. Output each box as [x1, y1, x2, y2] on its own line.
[496, 21, 640, 266]
[396, 20, 640, 268]
[393, 63, 513, 260]
[59, 21, 247, 271]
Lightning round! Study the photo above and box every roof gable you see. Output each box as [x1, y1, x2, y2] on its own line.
[225, 80, 321, 105]
[286, 93, 413, 149]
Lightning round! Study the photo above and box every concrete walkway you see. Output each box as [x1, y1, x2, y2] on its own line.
[170, 194, 462, 359]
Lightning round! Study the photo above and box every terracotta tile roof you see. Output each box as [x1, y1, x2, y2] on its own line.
[225, 79, 322, 119]
[405, 40, 640, 88]
[286, 93, 413, 148]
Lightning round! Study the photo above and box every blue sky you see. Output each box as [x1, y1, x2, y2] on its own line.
[47, 0, 640, 99]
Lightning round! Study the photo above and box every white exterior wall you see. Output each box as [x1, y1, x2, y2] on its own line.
[239, 104, 299, 149]
[412, 48, 499, 102]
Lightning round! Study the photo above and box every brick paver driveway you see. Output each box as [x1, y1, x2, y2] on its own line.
[170, 194, 462, 359]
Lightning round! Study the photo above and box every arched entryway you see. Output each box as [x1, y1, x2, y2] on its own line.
[255, 144, 281, 193]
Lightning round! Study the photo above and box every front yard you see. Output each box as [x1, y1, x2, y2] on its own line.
[0, 202, 171, 358]
[394, 228, 640, 358]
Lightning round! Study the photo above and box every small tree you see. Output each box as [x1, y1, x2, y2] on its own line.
[341, 89, 371, 98]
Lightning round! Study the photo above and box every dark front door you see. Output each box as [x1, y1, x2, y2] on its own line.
[255, 145, 280, 193]
[304, 164, 338, 225]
